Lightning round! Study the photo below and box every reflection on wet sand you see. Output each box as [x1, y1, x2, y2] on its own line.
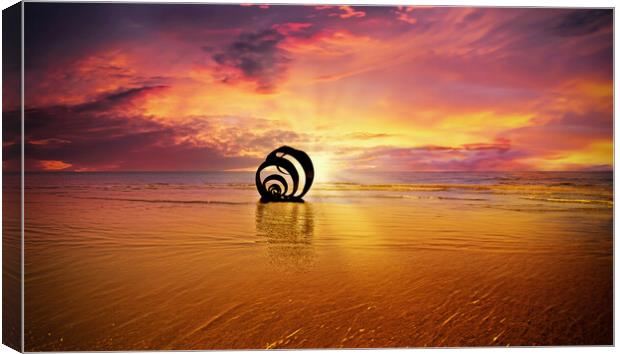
[23, 172, 613, 349]
[255, 202, 314, 270]
[3, 174, 21, 351]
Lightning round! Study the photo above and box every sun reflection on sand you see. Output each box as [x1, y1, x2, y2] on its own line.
[255, 202, 315, 270]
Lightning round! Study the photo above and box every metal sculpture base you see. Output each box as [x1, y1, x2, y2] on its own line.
[259, 197, 305, 204]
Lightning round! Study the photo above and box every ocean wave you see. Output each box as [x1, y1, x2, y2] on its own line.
[482, 205, 612, 213]
[69, 196, 252, 205]
[521, 196, 613, 206]
[436, 196, 489, 201]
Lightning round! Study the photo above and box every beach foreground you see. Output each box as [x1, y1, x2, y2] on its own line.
[22, 172, 612, 350]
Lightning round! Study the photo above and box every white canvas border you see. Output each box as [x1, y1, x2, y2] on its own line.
[0, 0, 615, 353]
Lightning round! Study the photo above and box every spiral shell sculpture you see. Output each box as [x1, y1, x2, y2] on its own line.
[255, 146, 314, 202]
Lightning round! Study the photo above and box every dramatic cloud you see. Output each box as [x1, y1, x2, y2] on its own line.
[20, 87, 309, 171]
[211, 29, 291, 93]
[345, 139, 531, 171]
[7, 4, 612, 175]
[550, 9, 613, 37]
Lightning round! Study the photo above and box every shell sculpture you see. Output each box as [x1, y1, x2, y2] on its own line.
[255, 146, 314, 202]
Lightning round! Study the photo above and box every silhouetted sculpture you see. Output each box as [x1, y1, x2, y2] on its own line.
[255, 146, 314, 202]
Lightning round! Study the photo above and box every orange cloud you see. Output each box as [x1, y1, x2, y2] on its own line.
[39, 160, 72, 170]
[336, 6, 366, 19]
[320, 6, 366, 19]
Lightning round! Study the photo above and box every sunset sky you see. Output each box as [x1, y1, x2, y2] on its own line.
[5, 4, 613, 176]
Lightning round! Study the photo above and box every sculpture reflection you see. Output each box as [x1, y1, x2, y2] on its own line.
[255, 202, 315, 270]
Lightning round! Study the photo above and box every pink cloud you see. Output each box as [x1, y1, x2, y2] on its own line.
[327, 6, 366, 19]
[349, 139, 532, 172]
[394, 6, 416, 24]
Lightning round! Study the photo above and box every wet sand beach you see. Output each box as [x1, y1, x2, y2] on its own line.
[23, 172, 612, 350]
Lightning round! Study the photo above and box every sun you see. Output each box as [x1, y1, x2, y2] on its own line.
[311, 153, 338, 184]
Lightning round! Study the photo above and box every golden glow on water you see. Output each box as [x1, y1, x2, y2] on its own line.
[23, 173, 612, 350]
